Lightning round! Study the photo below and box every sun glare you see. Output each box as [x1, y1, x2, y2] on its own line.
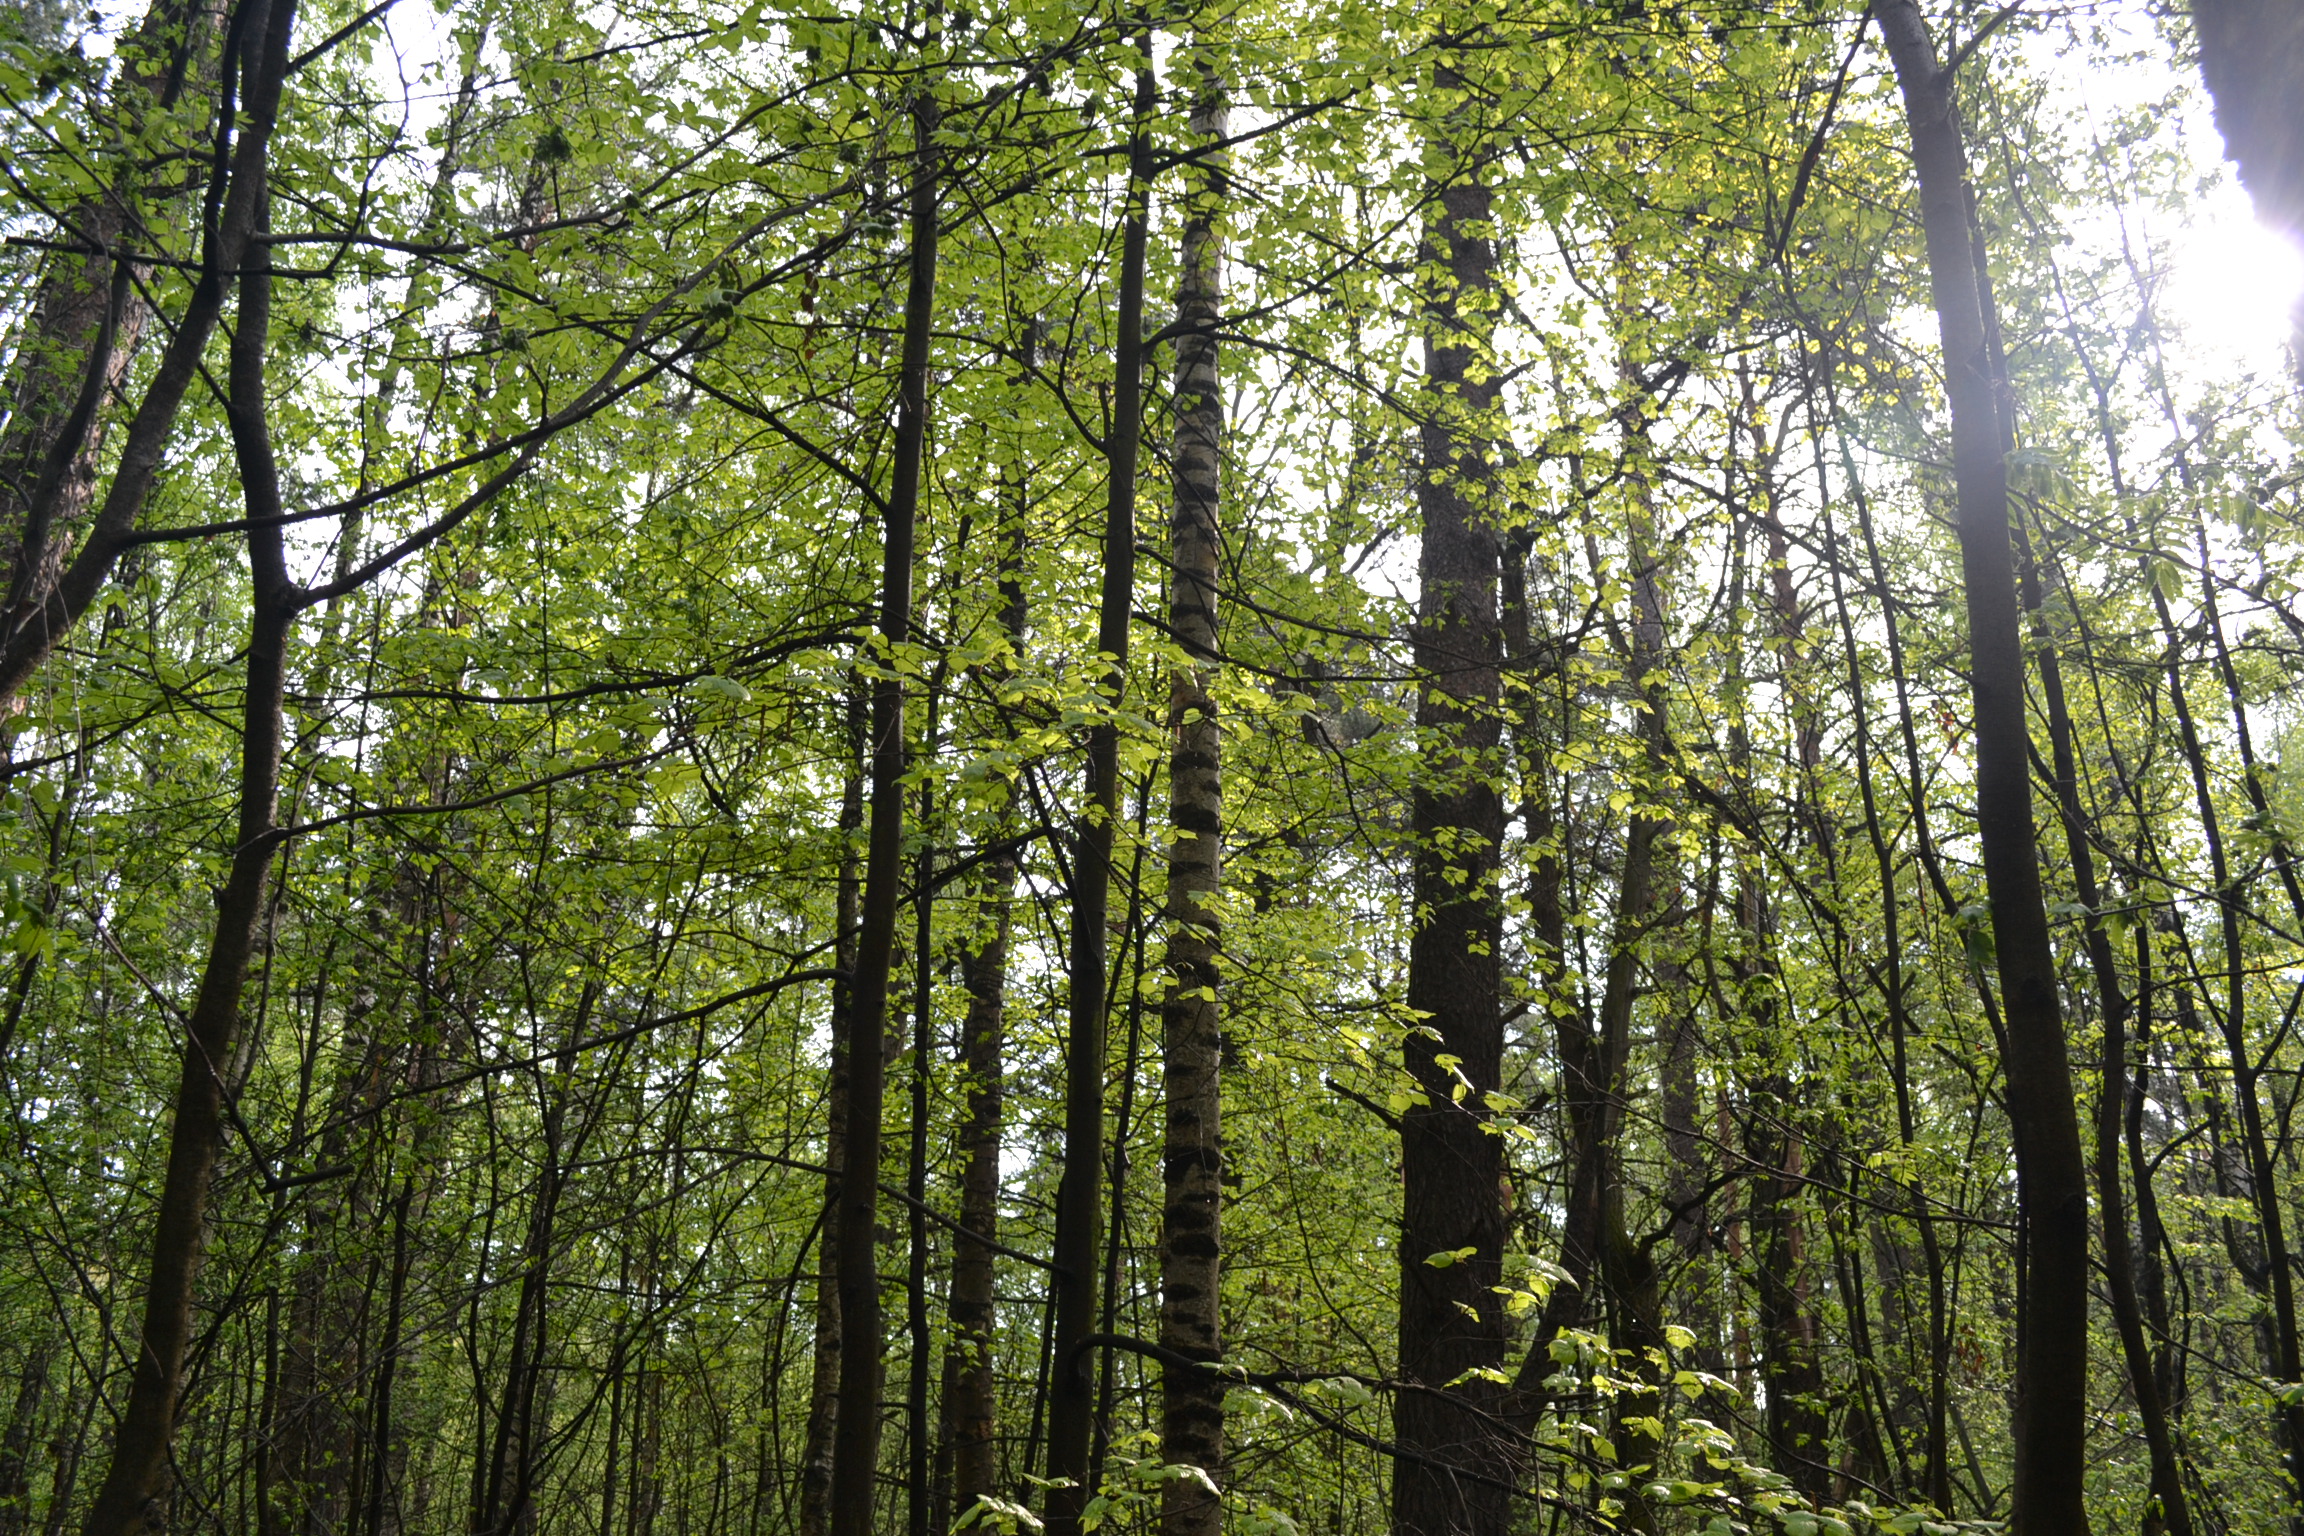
[2165, 183, 2304, 373]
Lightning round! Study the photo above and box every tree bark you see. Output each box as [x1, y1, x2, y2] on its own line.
[948, 855, 1012, 1513]
[77, 31, 302, 1518]
[1044, 52, 1154, 1536]
[1591, 441, 1673, 1535]
[1818, 450, 1953, 1510]
[2143, 569, 2304, 1526]
[0, 0, 207, 618]
[0, 0, 292, 708]
[801, 687, 864, 1536]
[907, 771, 936, 1536]
[1394, 51, 1512, 1536]
[1742, 407, 1829, 1502]
[1158, 48, 1227, 1536]
[2009, 519, 2191, 1536]
[0, 1347, 51, 1536]
[947, 338, 1032, 1517]
[2189, 1, 2304, 240]
[1876, 6, 2092, 1530]
[828, 70, 940, 1536]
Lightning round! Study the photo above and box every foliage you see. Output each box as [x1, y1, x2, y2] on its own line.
[0, 1, 2298, 1534]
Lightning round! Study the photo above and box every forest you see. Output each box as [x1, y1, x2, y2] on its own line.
[1, 0, 2302, 1533]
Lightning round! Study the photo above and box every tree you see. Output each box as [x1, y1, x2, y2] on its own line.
[0, 6, 2299, 1536]
[1156, 31, 1227, 1536]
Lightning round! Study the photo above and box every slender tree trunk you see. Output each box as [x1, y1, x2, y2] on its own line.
[907, 765, 937, 1536]
[1157, 47, 1227, 1536]
[2129, 920, 2183, 1424]
[1659, 981, 1724, 1382]
[1044, 50, 1154, 1536]
[2186, 515, 2304, 1525]
[948, 854, 1012, 1514]
[1742, 949, 1828, 1498]
[947, 444, 1028, 1516]
[361, 1184, 413, 1536]
[40, 1374, 89, 1536]
[801, 688, 864, 1536]
[2008, 518, 2190, 1536]
[473, 992, 597, 1536]
[2144, 570, 2304, 1525]
[1830, 403, 1955, 1509]
[828, 72, 941, 1536]
[1877, 6, 2091, 1529]
[1742, 422, 1829, 1502]
[1091, 849, 1150, 1478]
[1816, 453, 1952, 1509]
[78, 61, 302, 1525]
[1592, 450, 1673, 1535]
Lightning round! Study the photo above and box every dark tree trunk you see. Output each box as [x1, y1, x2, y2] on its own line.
[1877, 6, 2092, 1530]
[2128, 924, 2183, 1425]
[2190, 3, 2304, 242]
[77, 39, 303, 1521]
[1742, 432, 1830, 1502]
[801, 688, 864, 1536]
[907, 766, 937, 1536]
[0, 1348, 51, 1536]
[1831, 410, 1956, 1510]
[1740, 906, 1828, 1503]
[948, 852, 1013, 1514]
[362, 1185, 414, 1536]
[828, 76, 941, 1536]
[1394, 51, 1513, 1536]
[1819, 456, 1953, 1510]
[2143, 569, 2304, 1526]
[947, 433, 1028, 1515]
[1591, 471, 1674, 1535]
[2009, 518, 2191, 1536]
[1042, 51, 1154, 1536]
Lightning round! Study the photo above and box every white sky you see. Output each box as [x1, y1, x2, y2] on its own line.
[2162, 184, 2303, 372]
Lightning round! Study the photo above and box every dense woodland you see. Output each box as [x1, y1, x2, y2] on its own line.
[1, 0, 2302, 1533]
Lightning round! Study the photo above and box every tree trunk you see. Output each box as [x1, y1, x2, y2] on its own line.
[1747, 1069, 1828, 1499]
[1592, 459, 1674, 1535]
[828, 74, 941, 1536]
[2008, 517, 2190, 1535]
[1743, 415, 1829, 1501]
[1394, 50, 1513, 1536]
[800, 687, 864, 1536]
[1876, 6, 2092, 1529]
[1158, 47, 1226, 1536]
[1044, 51, 1153, 1536]
[1818, 456, 1953, 1510]
[907, 766, 937, 1536]
[2189, 0, 2304, 372]
[77, 46, 302, 1521]
[0, 0, 207, 617]
[0, 1348, 51, 1536]
[948, 856, 1013, 1513]
[947, 383, 1031, 1516]
[2143, 569, 2304, 1526]
[0, 0, 293, 708]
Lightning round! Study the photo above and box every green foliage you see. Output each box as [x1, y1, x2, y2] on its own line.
[0, 2, 2297, 1534]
